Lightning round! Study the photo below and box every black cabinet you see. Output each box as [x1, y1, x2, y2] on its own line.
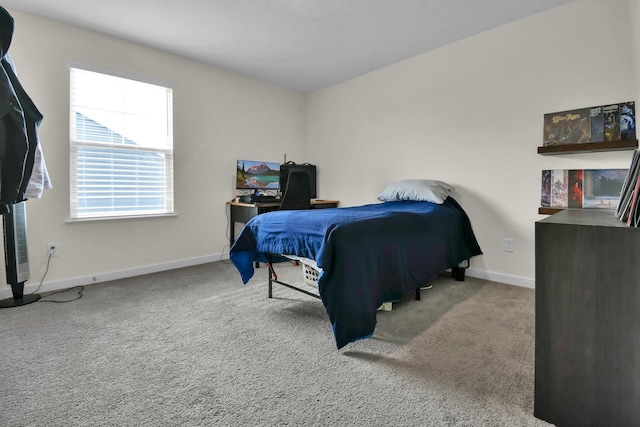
[535, 209, 640, 426]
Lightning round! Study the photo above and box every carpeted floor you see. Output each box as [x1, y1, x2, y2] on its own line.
[0, 261, 551, 426]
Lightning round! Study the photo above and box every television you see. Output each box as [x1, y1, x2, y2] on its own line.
[236, 159, 281, 191]
[280, 162, 317, 199]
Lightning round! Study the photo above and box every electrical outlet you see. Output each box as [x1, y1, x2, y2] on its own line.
[47, 243, 59, 257]
[503, 238, 515, 253]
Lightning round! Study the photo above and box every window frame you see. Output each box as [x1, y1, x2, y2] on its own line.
[69, 64, 174, 220]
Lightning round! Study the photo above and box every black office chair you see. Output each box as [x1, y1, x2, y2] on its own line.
[280, 171, 311, 210]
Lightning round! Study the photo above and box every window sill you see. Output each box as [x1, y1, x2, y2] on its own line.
[66, 212, 178, 223]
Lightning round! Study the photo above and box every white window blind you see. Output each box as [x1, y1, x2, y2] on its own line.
[70, 67, 174, 219]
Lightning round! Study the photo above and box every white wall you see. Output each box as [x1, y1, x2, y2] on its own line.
[632, 0, 640, 104]
[2, 0, 638, 299]
[307, 0, 638, 287]
[1, 9, 307, 298]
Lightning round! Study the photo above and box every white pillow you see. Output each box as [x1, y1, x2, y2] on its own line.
[377, 179, 455, 204]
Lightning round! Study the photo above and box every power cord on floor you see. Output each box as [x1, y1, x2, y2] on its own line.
[39, 286, 84, 303]
[30, 252, 84, 303]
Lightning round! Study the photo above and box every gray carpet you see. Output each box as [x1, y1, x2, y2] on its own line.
[0, 261, 550, 426]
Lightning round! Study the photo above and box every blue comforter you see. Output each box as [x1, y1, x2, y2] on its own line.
[230, 198, 482, 349]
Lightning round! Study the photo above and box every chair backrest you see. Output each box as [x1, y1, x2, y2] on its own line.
[280, 171, 311, 210]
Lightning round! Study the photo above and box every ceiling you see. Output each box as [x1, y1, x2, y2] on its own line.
[2, 0, 574, 93]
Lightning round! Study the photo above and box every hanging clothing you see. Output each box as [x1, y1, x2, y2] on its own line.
[3, 53, 51, 199]
[25, 140, 51, 199]
[0, 6, 50, 213]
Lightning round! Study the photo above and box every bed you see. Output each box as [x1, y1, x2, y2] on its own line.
[230, 180, 483, 349]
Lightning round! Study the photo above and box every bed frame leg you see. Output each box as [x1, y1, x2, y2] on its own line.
[451, 259, 469, 281]
[268, 264, 273, 298]
[415, 289, 420, 301]
[452, 267, 466, 281]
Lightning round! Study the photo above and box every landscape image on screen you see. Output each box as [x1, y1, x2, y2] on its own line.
[236, 160, 280, 190]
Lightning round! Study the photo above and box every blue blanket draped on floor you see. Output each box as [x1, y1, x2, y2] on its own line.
[230, 198, 482, 349]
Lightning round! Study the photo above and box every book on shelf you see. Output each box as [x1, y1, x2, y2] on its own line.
[615, 149, 640, 226]
[541, 168, 628, 212]
[603, 103, 621, 142]
[543, 108, 591, 146]
[543, 101, 637, 146]
[590, 106, 604, 142]
[632, 196, 640, 226]
[541, 170, 551, 207]
[568, 170, 583, 208]
[543, 108, 591, 147]
[582, 169, 627, 209]
[551, 169, 568, 207]
[616, 149, 639, 220]
[626, 173, 640, 226]
[620, 101, 636, 140]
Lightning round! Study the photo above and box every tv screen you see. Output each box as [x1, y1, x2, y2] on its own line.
[236, 160, 281, 190]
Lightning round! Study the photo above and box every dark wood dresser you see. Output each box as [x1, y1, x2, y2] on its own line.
[535, 209, 640, 426]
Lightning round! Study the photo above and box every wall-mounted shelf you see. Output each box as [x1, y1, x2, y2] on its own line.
[537, 139, 638, 155]
[538, 207, 563, 215]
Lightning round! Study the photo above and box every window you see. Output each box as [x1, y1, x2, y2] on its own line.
[70, 67, 174, 219]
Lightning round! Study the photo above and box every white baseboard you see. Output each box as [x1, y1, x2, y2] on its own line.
[0, 252, 230, 301]
[465, 267, 535, 289]
[0, 254, 533, 301]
